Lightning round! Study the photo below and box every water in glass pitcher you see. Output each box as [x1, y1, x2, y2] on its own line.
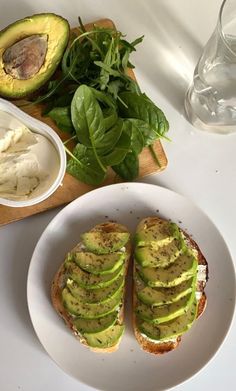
[185, 34, 236, 133]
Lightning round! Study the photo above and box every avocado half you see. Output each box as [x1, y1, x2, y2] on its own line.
[0, 13, 70, 98]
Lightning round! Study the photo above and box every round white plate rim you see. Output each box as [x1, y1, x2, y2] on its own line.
[27, 182, 236, 391]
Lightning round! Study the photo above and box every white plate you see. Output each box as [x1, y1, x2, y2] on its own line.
[27, 183, 236, 391]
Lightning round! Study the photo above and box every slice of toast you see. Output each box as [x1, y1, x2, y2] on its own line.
[133, 217, 208, 355]
[51, 222, 131, 353]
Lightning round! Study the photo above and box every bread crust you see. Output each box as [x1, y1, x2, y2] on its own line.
[51, 222, 131, 353]
[133, 217, 208, 355]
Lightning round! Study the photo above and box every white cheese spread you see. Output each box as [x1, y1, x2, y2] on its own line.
[140, 333, 177, 344]
[197, 265, 207, 281]
[0, 110, 59, 200]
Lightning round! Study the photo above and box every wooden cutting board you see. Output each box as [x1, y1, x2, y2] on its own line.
[0, 18, 167, 226]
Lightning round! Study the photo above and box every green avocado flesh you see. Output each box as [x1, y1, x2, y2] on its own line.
[73, 251, 126, 275]
[0, 13, 70, 98]
[135, 221, 179, 248]
[62, 287, 122, 318]
[66, 274, 124, 304]
[136, 252, 198, 288]
[135, 238, 183, 268]
[73, 311, 118, 334]
[66, 261, 124, 289]
[62, 226, 129, 349]
[135, 291, 195, 324]
[134, 219, 199, 342]
[135, 273, 195, 306]
[81, 232, 130, 254]
[137, 299, 198, 340]
[83, 325, 125, 348]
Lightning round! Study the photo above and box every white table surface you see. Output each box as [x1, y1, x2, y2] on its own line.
[0, 0, 236, 390]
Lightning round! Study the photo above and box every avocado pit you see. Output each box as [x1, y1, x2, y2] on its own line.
[3, 34, 48, 80]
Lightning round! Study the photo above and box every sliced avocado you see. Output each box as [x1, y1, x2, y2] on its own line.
[62, 287, 122, 318]
[138, 299, 198, 340]
[135, 292, 194, 324]
[135, 273, 196, 306]
[0, 13, 70, 98]
[73, 251, 126, 275]
[136, 251, 198, 288]
[135, 221, 179, 248]
[66, 274, 124, 304]
[83, 325, 124, 348]
[66, 261, 124, 289]
[73, 311, 118, 334]
[81, 232, 130, 254]
[135, 238, 183, 268]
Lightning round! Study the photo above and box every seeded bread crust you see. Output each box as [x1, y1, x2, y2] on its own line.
[51, 222, 131, 353]
[133, 217, 208, 355]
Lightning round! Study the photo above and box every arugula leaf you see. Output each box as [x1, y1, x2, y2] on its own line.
[66, 144, 106, 185]
[89, 88, 116, 109]
[47, 106, 74, 133]
[112, 150, 139, 181]
[118, 92, 169, 138]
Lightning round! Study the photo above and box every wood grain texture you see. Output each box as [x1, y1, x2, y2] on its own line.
[0, 18, 167, 226]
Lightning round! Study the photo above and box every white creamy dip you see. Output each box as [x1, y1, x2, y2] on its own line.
[0, 110, 59, 200]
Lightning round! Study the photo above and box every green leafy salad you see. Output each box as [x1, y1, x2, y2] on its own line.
[35, 18, 169, 185]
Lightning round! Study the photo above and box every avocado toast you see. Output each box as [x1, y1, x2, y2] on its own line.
[133, 217, 208, 354]
[51, 222, 131, 352]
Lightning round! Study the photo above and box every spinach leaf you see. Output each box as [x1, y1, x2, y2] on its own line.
[66, 144, 106, 185]
[101, 131, 130, 166]
[118, 92, 169, 138]
[71, 85, 107, 171]
[47, 106, 74, 133]
[124, 119, 144, 154]
[71, 85, 105, 147]
[126, 118, 157, 147]
[103, 107, 118, 131]
[112, 150, 139, 181]
[97, 118, 123, 155]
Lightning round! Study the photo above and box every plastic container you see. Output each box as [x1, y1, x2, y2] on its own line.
[0, 98, 66, 207]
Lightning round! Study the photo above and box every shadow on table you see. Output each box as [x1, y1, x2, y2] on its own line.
[124, 1, 203, 113]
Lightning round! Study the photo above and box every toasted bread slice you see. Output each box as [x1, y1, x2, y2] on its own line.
[51, 222, 131, 353]
[133, 217, 208, 355]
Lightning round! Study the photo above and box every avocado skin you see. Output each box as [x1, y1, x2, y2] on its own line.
[0, 13, 70, 98]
